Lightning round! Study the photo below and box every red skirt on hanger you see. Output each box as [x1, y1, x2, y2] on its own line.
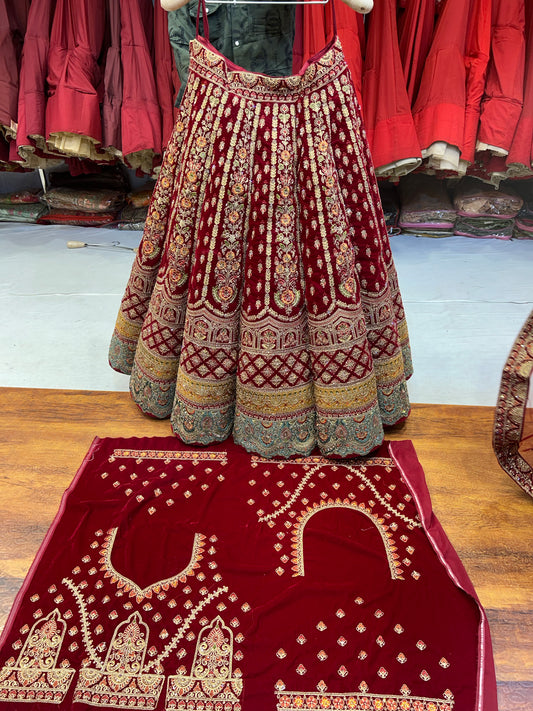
[293, 0, 364, 107]
[397, 0, 436, 104]
[119, 0, 162, 173]
[506, 0, 533, 171]
[0, 0, 20, 138]
[477, 0, 526, 155]
[362, 0, 421, 175]
[102, 0, 123, 156]
[412, 0, 473, 158]
[46, 0, 106, 156]
[461, 0, 492, 166]
[154, 0, 181, 149]
[15, 0, 58, 163]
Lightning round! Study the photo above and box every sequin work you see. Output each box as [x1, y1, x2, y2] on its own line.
[109, 36, 413, 458]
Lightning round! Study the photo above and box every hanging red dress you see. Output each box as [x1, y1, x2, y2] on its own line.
[294, 1, 364, 108]
[477, 0, 526, 156]
[397, 0, 437, 104]
[506, 0, 533, 173]
[109, 0, 413, 459]
[154, 0, 181, 149]
[119, 0, 162, 174]
[45, 0, 107, 161]
[0, 0, 20, 142]
[294, 2, 328, 67]
[412, 0, 473, 171]
[335, 0, 365, 108]
[362, 0, 422, 176]
[102, 0, 123, 157]
[15, 0, 59, 166]
[460, 0, 492, 169]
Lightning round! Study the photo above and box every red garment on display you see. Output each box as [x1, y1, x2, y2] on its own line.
[362, 0, 422, 173]
[507, 0, 533, 171]
[0, 0, 20, 133]
[334, 0, 365, 108]
[102, 0, 123, 155]
[109, 1, 412, 460]
[1, 0, 30, 159]
[119, 0, 162, 170]
[293, 1, 364, 107]
[477, 0, 526, 154]
[412, 0, 472, 153]
[154, 0, 181, 150]
[0, 437, 498, 711]
[397, 0, 437, 104]
[461, 0, 492, 165]
[494, 309, 533, 497]
[15, 0, 57, 159]
[45, 0, 106, 146]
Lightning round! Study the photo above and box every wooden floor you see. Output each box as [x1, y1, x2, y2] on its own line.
[0, 387, 531, 710]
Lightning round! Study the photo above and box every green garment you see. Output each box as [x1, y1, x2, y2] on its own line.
[167, 0, 295, 105]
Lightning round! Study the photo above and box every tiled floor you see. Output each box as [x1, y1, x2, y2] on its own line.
[1, 221, 532, 406]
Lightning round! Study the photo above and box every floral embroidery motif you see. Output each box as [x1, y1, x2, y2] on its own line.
[99, 529, 206, 602]
[166, 616, 243, 709]
[212, 101, 256, 309]
[110, 29, 413, 460]
[0, 610, 75, 703]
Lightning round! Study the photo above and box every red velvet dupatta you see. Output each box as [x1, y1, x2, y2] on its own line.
[0, 438, 497, 711]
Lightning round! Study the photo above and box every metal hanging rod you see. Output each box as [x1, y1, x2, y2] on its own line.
[205, 1, 329, 4]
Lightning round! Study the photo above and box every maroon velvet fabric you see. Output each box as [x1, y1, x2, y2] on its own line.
[0, 438, 497, 711]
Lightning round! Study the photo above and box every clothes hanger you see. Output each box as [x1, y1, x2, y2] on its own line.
[161, 0, 374, 14]
[204, 0, 374, 11]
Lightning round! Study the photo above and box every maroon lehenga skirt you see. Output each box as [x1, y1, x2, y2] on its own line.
[109, 29, 413, 459]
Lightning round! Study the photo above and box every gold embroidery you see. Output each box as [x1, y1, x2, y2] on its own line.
[0, 609, 75, 703]
[73, 612, 165, 708]
[176, 370, 235, 407]
[276, 690, 454, 711]
[110, 449, 228, 464]
[166, 616, 243, 710]
[291, 500, 403, 579]
[99, 529, 206, 602]
[190, 38, 347, 102]
[237, 382, 314, 416]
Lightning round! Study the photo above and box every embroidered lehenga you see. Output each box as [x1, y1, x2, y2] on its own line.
[109, 0, 413, 459]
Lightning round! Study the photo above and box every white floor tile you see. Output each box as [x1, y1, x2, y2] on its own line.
[1, 223, 532, 407]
